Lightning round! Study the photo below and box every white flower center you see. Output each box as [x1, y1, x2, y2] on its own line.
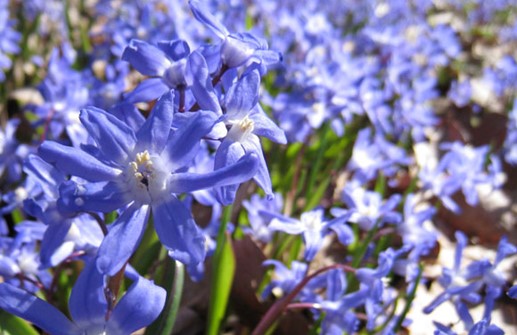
[163, 58, 187, 88]
[130, 150, 154, 186]
[301, 211, 322, 231]
[358, 201, 380, 219]
[17, 251, 39, 275]
[14, 187, 29, 202]
[227, 116, 255, 142]
[126, 150, 169, 203]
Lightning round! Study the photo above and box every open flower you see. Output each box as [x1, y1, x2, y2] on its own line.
[214, 69, 286, 204]
[39, 92, 258, 275]
[0, 259, 166, 335]
[189, 0, 281, 72]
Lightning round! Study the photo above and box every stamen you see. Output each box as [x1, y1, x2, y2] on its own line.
[128, 150, 154, 189]
[227, 115, 255, 142]
[239, 116, 255, 133]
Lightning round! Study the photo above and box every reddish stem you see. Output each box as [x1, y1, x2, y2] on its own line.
[251, 264, 356, 335]
[40, 108, 57, 142]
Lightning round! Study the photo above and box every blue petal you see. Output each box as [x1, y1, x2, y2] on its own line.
[152, 196, 206, 266]
[494, 236, 517, 265]
[69, 259, 107, 328]
[157, 40, 190, 61]
[23, 154, 65, 197]
[39, 141, 121, 182]
[214, 139, 245, 169]
[96, 204, 150, 276]
[213, 141, 247, 205]
[58, 180, 130, 213]
[241, 134, 273, 198]
[80, 107, 136, 164]
[124, 78, 169, 104]
[469, 319, 488, 335]
[253, 49, 282, 67]
[135, 90, 175, 154]
[303, 230, 323, 261]
[122, 39, 171, 76]
[199, 44, 223, 74]
[220, 36, 256, 68]
[164, 110, 217, 170]
[189, 0, 229, 39]
[0, 255, 20, 277]
[40, 221, 73, 268]
[269, 217, 305, 235]
[0, 283, 78, 335]
[187, 51, 222, 114]
[328, 222, 354, 246]
[249, 106, 287, 144]
[107, 276, 166, 334]
[508, 285, 517, 299]
[454, 231, 468, 270]
[109, 102, 145, 131]
[224, 70, 260, 119]
[326, 269, 347, 301]
[170, 151, 259, 194]
[455, 300, 473, 329]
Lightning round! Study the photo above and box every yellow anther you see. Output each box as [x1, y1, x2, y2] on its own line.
[135, 150, 151, 165]
[239, 116, 255, 132]
[129, 162, 138, 172]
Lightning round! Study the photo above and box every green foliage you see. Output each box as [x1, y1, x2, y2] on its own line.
[0, 311, 39, 335]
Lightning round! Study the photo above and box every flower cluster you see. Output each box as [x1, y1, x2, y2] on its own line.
[0, 1, 516, 335]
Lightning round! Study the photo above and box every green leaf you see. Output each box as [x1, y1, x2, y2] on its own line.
[0, 311, 39, 335]
[131, 215, 161, 275]
[206, 206, 236, 335]
[145, 259, 185, 335]
[11, 209, 24, 225]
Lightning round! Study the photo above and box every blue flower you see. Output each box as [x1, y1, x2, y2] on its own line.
[356, 247, 408, 330]
[189, 0, 281, 72]
[0, 2, 21, 82]
[331, 182, 402, 231]
[23, 154, 103, 268]
[397, 193, 437, 258]
[434, 318, 504, 335]
[347, 128, 411, 183]
[27, 45, 90, 146]
[0, 119, 31, 183]
[422, 232, 514, 329]
[39, 92, 259, 275]
[448, 79, 472, 108]
[269, 208, 352, 261]
[261, 260, 308, 300]
[418, 142, 498, 213]
[0, 259, 166, 335]
[214, 69, 287, 204]
[483, 56, 517, 98]
[122, 39, 192, 103]
[314, 269, 365, 335]
[242, 192, 284, 243]
[0, 223, 49, 292]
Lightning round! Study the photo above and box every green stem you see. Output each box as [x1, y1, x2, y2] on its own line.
[305, 123, 330, 197]
[393, 264, 423, 333]
[145, 257, 185, 335]
[206, 205, 236, 335]
[160, 261, 185, 335]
